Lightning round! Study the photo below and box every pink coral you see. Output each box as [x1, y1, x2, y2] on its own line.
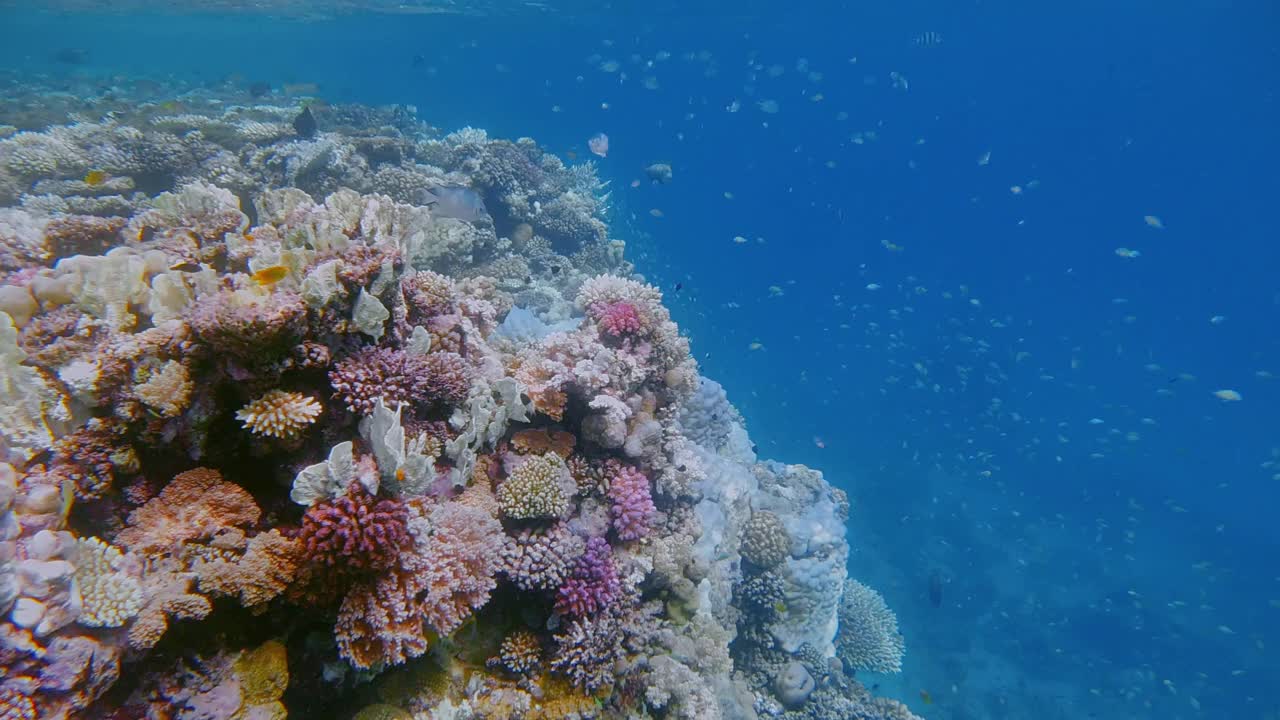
[606, 463, 655, 541]
[592, 301, 644, 337]
[332, 501, 503, 669]
[555, 537, 621, 617]
[329, 347, 471, 416]
[297, 488, 409, 575]
[187, 288, 306, 360]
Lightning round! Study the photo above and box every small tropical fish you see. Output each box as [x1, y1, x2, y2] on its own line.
[1115, 247, 1141, 258]
[919, 689, 934, 705]
[913, 31, 944, 47]
[424, 185, 486, 222]
[748, 341, 764, 351]
[588, 132, 609, 158]
[813, 436, 826, 449]
[1212, 389, 1242, 402]
[251, 265, 289, 286]
[928, 570, 943, 607]
[169, 261, 202, 273]
[1144, 214, 1164, 229]
[649, 208, 664, 218]
[84, 170, 107, 186]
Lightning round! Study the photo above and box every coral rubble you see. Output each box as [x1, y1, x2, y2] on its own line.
[0, 74, 914, 720]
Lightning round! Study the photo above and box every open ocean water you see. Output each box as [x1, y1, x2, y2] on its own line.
[1, 1, 1277, 719]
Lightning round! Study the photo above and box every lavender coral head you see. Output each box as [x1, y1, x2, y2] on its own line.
[555, 536, 621, 617]
[329, 347, 471, 416]
[607, 463, 655, 541]
[187, 288, 306, 360]
[298, 487, 410, 574]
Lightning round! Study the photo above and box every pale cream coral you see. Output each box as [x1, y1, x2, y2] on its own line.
[131, 359, 193, 417]
[236, 389, 322, 439]
[497, 454, 570, 520]
[73, 536, 143, 628]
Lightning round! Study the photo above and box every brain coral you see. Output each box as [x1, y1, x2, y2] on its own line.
[836, 578, 905, 675]
[497, 454, 571, 520]
[740, 510, 790, 568]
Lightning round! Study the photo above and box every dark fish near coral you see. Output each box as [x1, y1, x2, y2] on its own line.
[53, 48, 90, 65]
[293, 106, 318, 138]
[644, 162, 673, 184]
[248, 81, 272, 98]
[424, 185, 486, 222]
[928, 569, 943, 608]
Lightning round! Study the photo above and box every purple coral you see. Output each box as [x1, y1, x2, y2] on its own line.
[550, 613, 622, 692]
[606, 463, 655, 541]
[187, 288, 306, 360]
[555, 536, 621, 617]
[329, 347, 471, 416]
[500, 523, 586, 592]
[297, 488, 409, 574]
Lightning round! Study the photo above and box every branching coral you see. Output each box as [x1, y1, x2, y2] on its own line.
[491, 629, 543, 676]
[606, 462, 655, 541]
[549, 612, 622, 692]
[500, 522, 585, 592]
[298, 487, 410, 577]
[73, 537, 143, 628]
[497, 453, 571, 521]
[555, 536, 621, 617]
[236, 389, 322, 439]
[835, 579, 905, 675]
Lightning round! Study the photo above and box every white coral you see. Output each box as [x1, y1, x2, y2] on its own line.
[74, 537, 143, 628]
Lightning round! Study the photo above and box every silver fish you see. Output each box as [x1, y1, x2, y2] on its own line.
[424, 185, 486, 222]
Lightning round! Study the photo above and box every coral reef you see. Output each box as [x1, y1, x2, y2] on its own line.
[0, 76, 914, 720]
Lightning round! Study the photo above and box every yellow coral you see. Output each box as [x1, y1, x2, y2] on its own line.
[233, 639, 289, 705]
[74, 536, 143, 628]
[236, 389, 321, 439]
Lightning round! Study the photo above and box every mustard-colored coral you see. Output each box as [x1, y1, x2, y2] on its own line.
[74, 536, 143, 628]
[497, 454, 570, 520]
[233, 639, 289, 706]
[352, 705, 412, 720]
[235, 389, 321, 439]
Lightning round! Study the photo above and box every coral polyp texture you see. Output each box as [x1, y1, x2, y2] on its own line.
[0, 75, 914, 720]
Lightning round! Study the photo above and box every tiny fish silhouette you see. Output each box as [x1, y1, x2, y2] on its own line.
[928, 570, 943, 608]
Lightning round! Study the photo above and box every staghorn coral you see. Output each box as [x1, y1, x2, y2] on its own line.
[115, 467, 260, 556]
[236, 389, 322, 439]
[497, 453, 571, 521]
[835, 579, 905, 675]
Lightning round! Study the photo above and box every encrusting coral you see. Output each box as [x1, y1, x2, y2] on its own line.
[0, 75, 914, 720]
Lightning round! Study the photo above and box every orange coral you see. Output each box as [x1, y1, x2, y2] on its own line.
[511, 429, 576, 458]
[195, 530, 302, 607]
[116, 468, 260, 555]
[128, 562, 213, 650]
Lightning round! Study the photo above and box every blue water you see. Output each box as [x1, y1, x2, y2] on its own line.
[4, 1, 1277, 716]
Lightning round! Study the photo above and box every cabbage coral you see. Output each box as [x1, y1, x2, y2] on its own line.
[115, 467, 260, 555]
